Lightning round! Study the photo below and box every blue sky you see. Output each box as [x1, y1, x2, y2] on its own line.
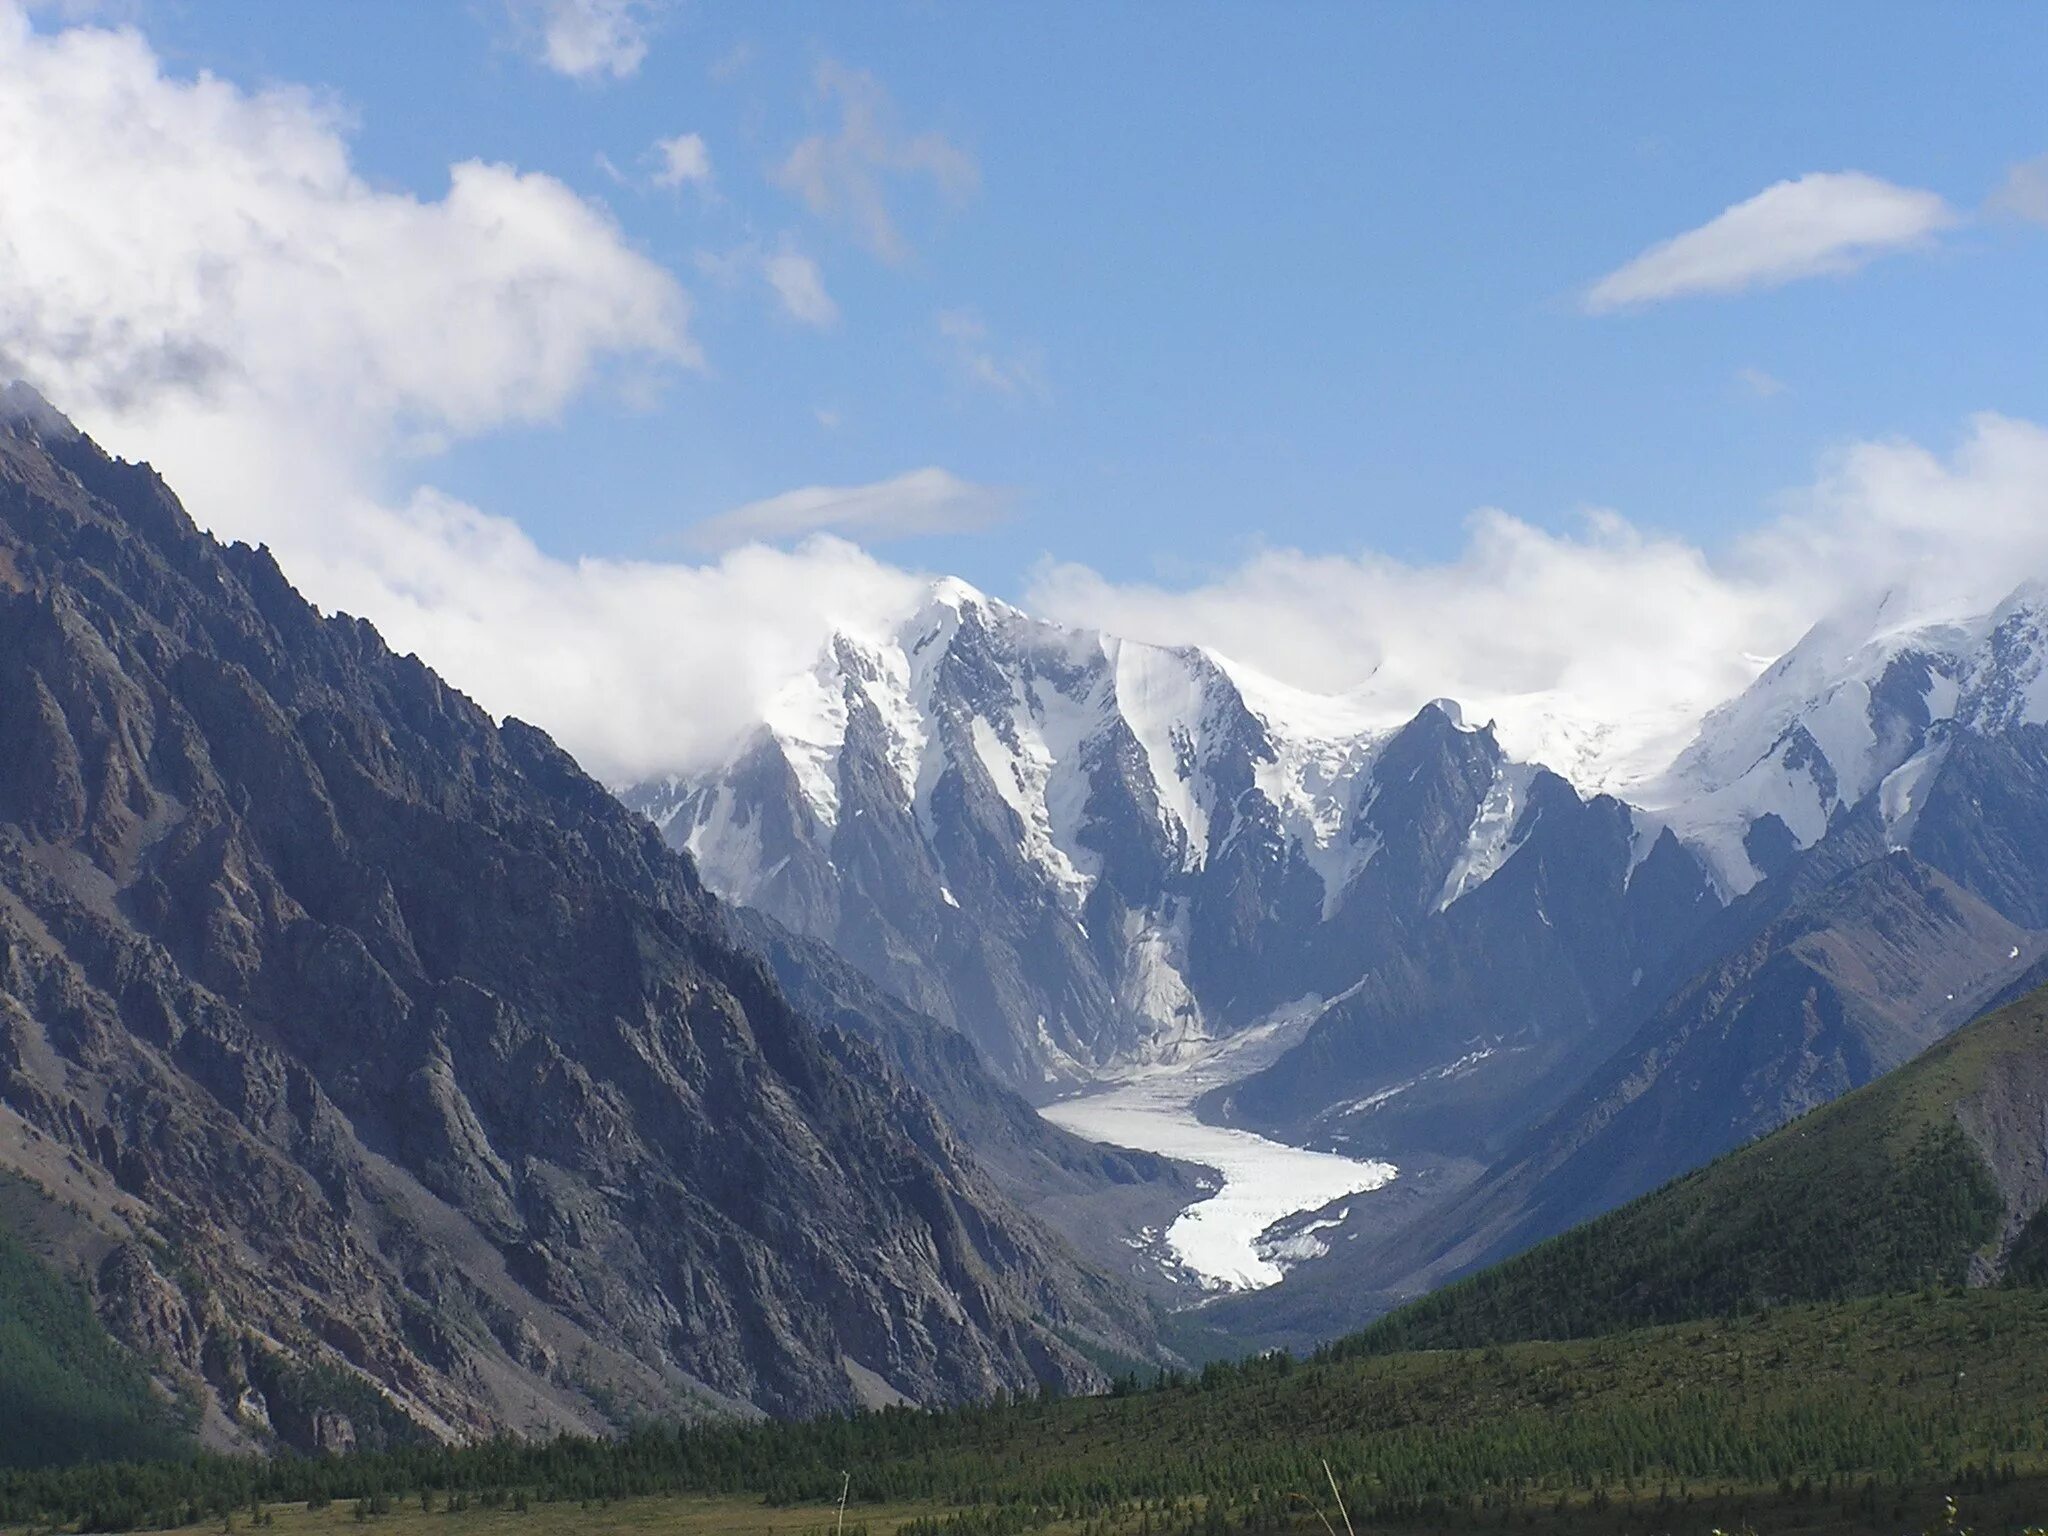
[125, 1, 2048, 587]
[6, 1, 2048, 783]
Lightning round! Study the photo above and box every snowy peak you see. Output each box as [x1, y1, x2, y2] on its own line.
[1641, 581, 2048, 893]
[626, 581, 1630, 1084]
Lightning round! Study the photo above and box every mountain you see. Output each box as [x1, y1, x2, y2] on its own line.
[642, 563, 2048, 1344]
[0, 388, 1158, 1456]
[1331, 974, 2048, 1359]
[634, 561, 2048, 1351]
[1204, 613, 2048, 1347]
[626, 585, 1723, 1105]
[1636, 583, 2048, 910]
[1223, 582, 2048, 1152]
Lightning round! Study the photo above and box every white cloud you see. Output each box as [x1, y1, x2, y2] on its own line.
[651, 131, 712, 191]
[311, 499, 930, 784]
[1585, 171, 1956, 312]
[518, 0, 658, 81]
[684, 468, 1004, 552]
[0, 4, 931, 785]
[1993, 153, 2048, 226]
[1736, 366, 1787, 398]
[937, 309, 1047, 400]
[775, 60, 978, 264]
[1028, 414, 2048, 792]
[0, 6, 692, 470]
[763, 248, 838, 327]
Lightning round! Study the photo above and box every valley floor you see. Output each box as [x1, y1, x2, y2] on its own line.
[26, 1481, 2040, 1536]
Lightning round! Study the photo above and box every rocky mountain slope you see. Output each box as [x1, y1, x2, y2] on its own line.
[726, 906, 1202, 1298]
[0, 388, 1158, 1453]
[1205, 703, 2048, 1348]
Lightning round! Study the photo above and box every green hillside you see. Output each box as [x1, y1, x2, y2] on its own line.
[7, 1290, 2048, 1534]
[0, 1216, 188, 1469]
[1332, 982, 2048, 1362]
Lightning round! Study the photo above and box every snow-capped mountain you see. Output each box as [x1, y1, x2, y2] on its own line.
[625, 578, 1720, 1094]
[628, 572, 2048, 1129]
[1635, 581, 2048, 912]
[626, 569, 2048, 1331]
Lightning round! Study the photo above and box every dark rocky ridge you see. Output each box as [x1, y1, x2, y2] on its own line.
[0, 388, 1155, 1451]
[729, 907, 1204, 1300]
[1201, 812, 2047, 1351]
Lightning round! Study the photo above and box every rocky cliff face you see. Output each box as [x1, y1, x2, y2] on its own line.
[0, 388, 1155, 1451]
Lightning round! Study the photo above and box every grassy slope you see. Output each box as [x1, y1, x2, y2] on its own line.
[1329, 983, 2048, 1361]
[0, 1214, 187, 1468]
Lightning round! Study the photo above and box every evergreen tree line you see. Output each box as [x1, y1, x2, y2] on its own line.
[6, 1291, 2048, 1535]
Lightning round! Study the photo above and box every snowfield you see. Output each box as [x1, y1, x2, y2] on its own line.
[1041, 1006, 1397, 1291]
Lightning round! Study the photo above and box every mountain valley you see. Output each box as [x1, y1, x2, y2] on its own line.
[629, 557, 2048, 1335]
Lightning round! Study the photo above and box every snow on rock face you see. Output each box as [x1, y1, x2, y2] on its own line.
[635, 578, 1568, 1074]
[669, 580, 1439, 929]
[1637, 582, 2048, 893]
[1222, 658, 1393, 915]
[1438, 761, 1538, 911]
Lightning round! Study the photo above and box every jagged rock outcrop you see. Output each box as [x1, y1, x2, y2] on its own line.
[0, 386, 1156, 1450]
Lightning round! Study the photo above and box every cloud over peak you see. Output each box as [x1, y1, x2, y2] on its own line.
[1586, 171, 1955, 312]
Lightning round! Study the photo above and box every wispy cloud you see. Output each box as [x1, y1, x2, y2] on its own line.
[694, 238, 838, 327]
[1992, 153, 2048, 227]
[685, 468, 1005, 551]
[763, 247, 838, 327]
[775, 61, 978, 263]
[937, 309, 1047, 400]
[1585, 171, 1955, 312]
[651, 132, 712, 192]
[1736, 366, 1787, 398]
[514, 0, 660, 82]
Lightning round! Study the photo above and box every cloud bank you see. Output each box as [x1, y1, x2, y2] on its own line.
[1586, 171, 1955, 312]
[0, 4, 936, 782]
[1028, 414, 2048, 790]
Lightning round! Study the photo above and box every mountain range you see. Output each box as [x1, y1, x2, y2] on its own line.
[629, 550, 2048, 1331]
[8, 375, 2048, 1461]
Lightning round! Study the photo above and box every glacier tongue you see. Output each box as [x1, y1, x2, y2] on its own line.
[1040, 1000, 1398, 1291]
